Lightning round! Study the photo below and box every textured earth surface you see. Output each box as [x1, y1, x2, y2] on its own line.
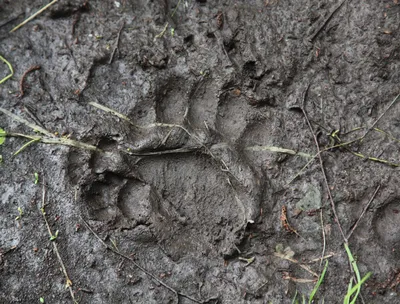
[1, 0, 400, 303]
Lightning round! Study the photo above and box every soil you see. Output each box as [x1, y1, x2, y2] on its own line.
[1, 0, 400, 303]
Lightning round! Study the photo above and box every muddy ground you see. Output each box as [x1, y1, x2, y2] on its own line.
[0, 0, 400, 303]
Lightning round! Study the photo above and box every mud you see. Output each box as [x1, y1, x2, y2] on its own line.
[1, 0, 400, 303]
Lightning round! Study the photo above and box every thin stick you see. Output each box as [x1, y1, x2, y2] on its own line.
[347, 185, 380, 240]
[10, 0, 59, 33]
[360, 93, 400, 140]
[41, 181, 77, 304]
[0, 55, 14, 84]
[109, 20, 125, 65]
[309, 0, 346, 42]
[300, 84, 347, 243]
[18, 65, 41, 97]
[80, 217, 214, 304]
[319, 209, 326, 268]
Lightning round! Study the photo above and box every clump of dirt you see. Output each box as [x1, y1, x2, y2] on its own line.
[1, 0, 400, 303]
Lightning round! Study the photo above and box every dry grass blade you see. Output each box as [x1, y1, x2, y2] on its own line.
[10, 0, 59, 33]
[245, 145, 312, 158]
[88, 101, 136, 127]
[1, 107, 100, 152]
[274, 251, 319, 278]
[41, 180, 77, 303]
[0, 107, 54, 137]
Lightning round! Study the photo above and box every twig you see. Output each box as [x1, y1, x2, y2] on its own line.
[41, 180, 77, 304]
[109, 20, 125, 65]
[10, 0, 59, 33]
[347, 185, 380, 240]
[18, 65, 41, 98]
[80, 217, 215, 304]
[0, 55, 14, 84]
[360, 93, 400, 140]
[300, 84, 347, 243]
[309, 0, 346, 42]
[319, 209, 326, 268]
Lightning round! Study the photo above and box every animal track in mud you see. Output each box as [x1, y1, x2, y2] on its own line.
[373, 198, 400, 246]
[117, 180, 153, 224]
[68, 139, 259, 260]
[136, 154, 245, 259]
[155, 76, 188, 124]
[216, 90, 250, 142]
[65, 73, 279, 260]
[187, 79, 219, 129]
[82, 173, 125, 222]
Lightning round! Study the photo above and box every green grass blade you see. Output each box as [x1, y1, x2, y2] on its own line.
[13, 138, 40, 156]
[348, 272, 372, 304]
[0, 55, 14, 84]
[292, 290, 298, 304]
[344, 243, 361, 302]
[0, 128, 6, 145]
[344, 278, 353, 304]
[309, 260, 329, 303]
[343, 243, 371, 304]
